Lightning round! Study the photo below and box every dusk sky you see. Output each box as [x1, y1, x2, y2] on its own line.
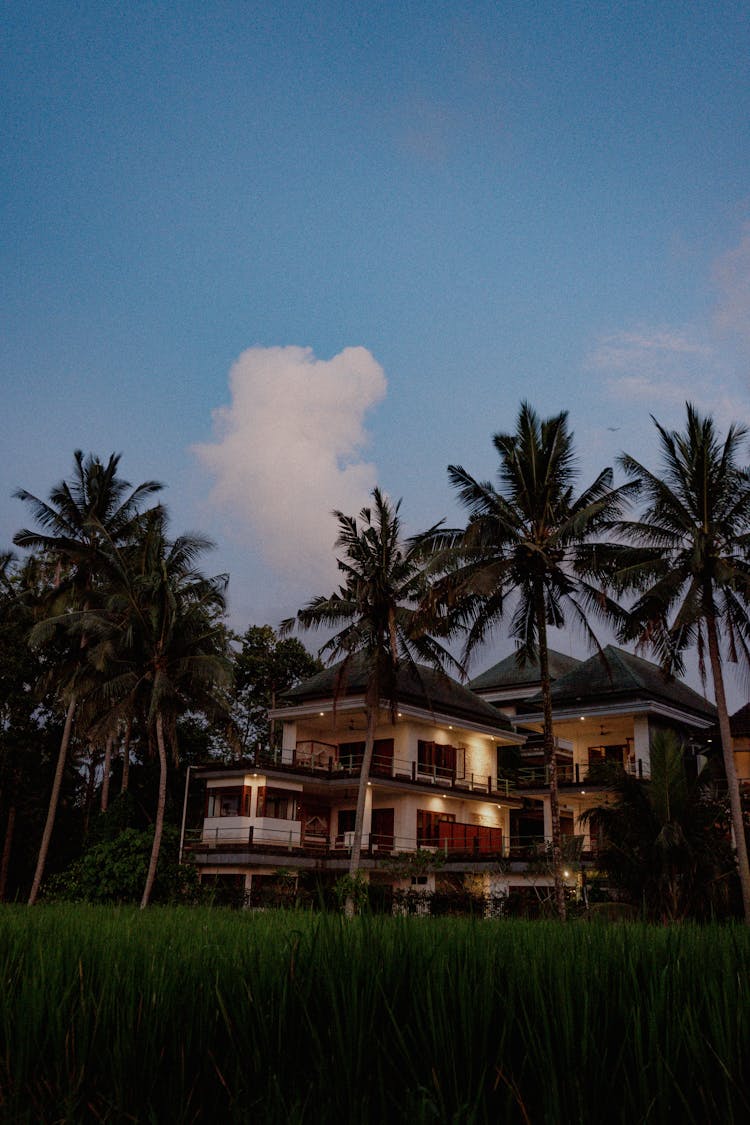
[3, 2, 750, 698]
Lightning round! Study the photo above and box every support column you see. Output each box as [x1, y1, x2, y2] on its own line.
[633, 715, 651, 777]
[542, 796, 552, 843]
[281, 720, 296, 765]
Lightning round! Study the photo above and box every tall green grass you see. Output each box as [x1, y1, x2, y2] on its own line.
[0, 905, 747, 1123]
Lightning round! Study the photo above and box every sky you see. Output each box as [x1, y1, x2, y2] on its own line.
[3, 1, 750, 700]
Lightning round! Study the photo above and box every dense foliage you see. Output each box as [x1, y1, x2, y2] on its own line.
[0, 907, 748, 1123]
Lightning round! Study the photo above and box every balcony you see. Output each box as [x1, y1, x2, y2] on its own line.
[257, 744, 513, 798]
[183, 824, 598, 863]
[508, 759, 650, 790]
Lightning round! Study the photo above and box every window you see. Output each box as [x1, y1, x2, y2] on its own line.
[206, 787, 251, 817]
[416, 808, 455, 846]
[256, 787, 298, 820]
[371, 807, 395, 849]
[338, 809, 356, 835]
[588, 744, 627, 767]
[417, 740, 465, 778]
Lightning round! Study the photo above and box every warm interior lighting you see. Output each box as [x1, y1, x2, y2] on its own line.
[563, 869, 571, 878]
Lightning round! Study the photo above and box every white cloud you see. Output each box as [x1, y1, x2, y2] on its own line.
[194, 345, 386, 590]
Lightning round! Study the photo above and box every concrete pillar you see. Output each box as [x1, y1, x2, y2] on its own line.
[281, 720, 296, 764]
[542, 795, 552, 842]
[363, 785, 373, 838]
[573, 806, 590, 852]
[633, 715, 650, 777]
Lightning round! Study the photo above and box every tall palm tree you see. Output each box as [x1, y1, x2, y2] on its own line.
[614, 404, 750, 921]
[86, 506, 230, 907]
[441, 403, 632, 920]
[13, 452, 162, 904]
[282, 488, 459, 911]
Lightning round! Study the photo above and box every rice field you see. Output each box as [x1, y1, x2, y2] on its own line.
[0, 905, 748, 1123]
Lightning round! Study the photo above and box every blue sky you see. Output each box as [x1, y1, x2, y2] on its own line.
[3, 2, 750, 696]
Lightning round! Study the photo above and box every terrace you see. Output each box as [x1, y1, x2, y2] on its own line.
[183, 822, 596, 863]
[506, 758, 651, 790]
[258, 741, 515, 798]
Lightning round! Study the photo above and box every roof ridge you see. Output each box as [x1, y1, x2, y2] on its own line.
[602, 645, 646, 691]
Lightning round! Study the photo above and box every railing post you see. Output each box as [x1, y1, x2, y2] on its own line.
[638, 758, 643, 779]
[487, 775, 492, 793]
[575, 763, 580, 784]
[412, 761, 416, 782]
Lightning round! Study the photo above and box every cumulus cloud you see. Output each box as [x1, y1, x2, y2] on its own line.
[194, 345, 387, 589]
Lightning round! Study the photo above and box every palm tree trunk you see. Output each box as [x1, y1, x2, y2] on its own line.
[28, 694, 77, 905]
[346, 702, 377, 916]
[121, 715, 132, 794]
[82, 744, 100, 837]
[705, 608, 750, 923]
[141, 712, 168, 909]
[534, 581, 566, 921]
[0, 805, 16, 901]
[100, 733, 114, 812]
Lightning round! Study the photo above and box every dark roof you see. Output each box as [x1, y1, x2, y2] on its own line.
[469, 649, 581, 693]
[519, 645, 716, 721]
[730, 703, 750, 737]
[281, 656, 515, 734]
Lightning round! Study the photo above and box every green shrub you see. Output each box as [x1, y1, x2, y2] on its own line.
[44, 825, 198, 904]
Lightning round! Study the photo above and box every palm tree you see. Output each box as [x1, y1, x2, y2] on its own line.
[441, 403, 632, 920]
[13, 452, 162, 904]
[85, 506, 230, 907]
[282, 488, 459, 912]
[580, 730, 735, 921]
[614, 404, 750, 921]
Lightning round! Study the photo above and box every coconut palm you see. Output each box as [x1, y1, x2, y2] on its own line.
[13, 452, 162, 904]
[614, 404, 750, 921]
[85, 506, 230, 907]
[441, 403, 633, 920]
[282, 488, 459, 912]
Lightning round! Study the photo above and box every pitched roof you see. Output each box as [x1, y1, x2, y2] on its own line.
[469, 649, 581, 693]
[280, 655, 515, 734]
[520, 644, 716, 721]
[730, 702, 750, 737]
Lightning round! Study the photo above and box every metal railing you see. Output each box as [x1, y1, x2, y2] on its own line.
[256, 746, 512, 796]
[184, 824, 598, 860]
[510, 760, 649, 788]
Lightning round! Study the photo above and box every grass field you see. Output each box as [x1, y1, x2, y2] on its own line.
[0, 905, 748, 1123]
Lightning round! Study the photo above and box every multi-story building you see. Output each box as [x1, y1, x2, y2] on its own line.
[183, 645, 719, 905]
[471, 644, 718, 851]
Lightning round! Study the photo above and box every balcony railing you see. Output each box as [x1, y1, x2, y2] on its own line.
[184, 824, 598, 861]
[257, 745, 512, 797]
[509, 760, 650, 789]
